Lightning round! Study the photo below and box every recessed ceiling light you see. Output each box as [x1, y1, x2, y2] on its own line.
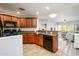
[17, 11, 20, 14]
[46, 6, 50, 10]
[36, 11, 39, 15]
[49, 13, 57, 18]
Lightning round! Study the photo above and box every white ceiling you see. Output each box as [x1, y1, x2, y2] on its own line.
[0, 3, 79, 22]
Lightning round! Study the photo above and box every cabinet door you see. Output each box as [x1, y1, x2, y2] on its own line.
[38, 35, 43, 47]
[31, 19, 37, 28]
[0, 15, 4, 22]
[12, 16, 17, 22]
[12, 16, 19, 27]
[35, 35, 38, 44]
[20, 33, 28, 44]
[16, 18, 20, 27]
[3, 15, 12, 21]
[19, 18, 26, 27]
[26, 18, 31, 27]
[52, 36, 58, 53]
[27, 33, 35, 43]
[23, 34, 27, 44]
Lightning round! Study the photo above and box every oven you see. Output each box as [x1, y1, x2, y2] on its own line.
[3, 29, 18, 37]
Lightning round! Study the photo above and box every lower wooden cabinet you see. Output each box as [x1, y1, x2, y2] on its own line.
[52, 35, 58, 53]
[27, 33, 35, 43]
[21, 32, 58, 53]
[38, 34, 43, 47]
[35, 35, 38, 44]
[20, 33, 35, 44]
[20, 33, 27, 44]
[35, 34, 43, 47]
[21, 33, 43, 46]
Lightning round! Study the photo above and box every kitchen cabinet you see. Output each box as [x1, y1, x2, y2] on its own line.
[12, 16, 20, 27]
[38, 34, 43, 47]
[35, 34, 43, 47]
[3, 15, 12, 21]
[52, 35, 58, 53]
[19, 18, 27, 28]
[27, 33, 35, 43]
[0, 14, 4, 22]
[0, 14, 20, 27]
[16, 17, 20, 27]
[26, 18, 31, 27]
[12, 16, 17, 22]
[35, 35, 39, 45]
[20, 32, 28, 44]
[26, 18, 37, 28]
[20, 32, 58, 53]
[0, 14, 37, 28]
[31, 18, 37, 28]
[20, 32, 35, 44]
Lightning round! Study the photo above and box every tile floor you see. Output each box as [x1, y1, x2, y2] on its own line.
[23, 44, 65, 56]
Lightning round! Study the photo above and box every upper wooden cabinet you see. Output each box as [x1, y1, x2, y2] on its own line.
[26, 18, 31, 28]
[3, 15, 12, 21]
[12, 16, 20, 27]
[31, 18, 37, 28]
[19, 18, 37, 28]
[27, 33, 35, 43]
[17, 18, 21, 27]
[26, 18, 37, 28]
[0, 14, 4, 21]
[12, 16, 17, 22]
[0, 14, 37, 28]
[19, 18, 27, 28]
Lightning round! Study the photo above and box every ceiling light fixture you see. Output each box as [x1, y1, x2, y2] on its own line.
[17, 11, 20, 14]
[46, 6, 50, 10]
[49, 13, 57, 18]
[36, 11, 39, 15]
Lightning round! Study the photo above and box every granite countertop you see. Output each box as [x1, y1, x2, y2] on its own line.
[19, 31, 58, 36]
[19, 31, 35, 33]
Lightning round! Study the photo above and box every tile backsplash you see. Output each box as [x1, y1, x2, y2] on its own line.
[20, 28, 37, 31]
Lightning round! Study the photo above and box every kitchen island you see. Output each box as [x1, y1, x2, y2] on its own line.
[0, 35, 23, 56]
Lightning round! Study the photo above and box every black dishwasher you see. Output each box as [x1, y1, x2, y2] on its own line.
[43, 35, 52, 51]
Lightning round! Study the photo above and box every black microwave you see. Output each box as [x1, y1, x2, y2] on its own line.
[3, 21, 17, 28]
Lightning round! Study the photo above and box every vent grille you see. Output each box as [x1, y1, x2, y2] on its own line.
[19, 8, 25, 11]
